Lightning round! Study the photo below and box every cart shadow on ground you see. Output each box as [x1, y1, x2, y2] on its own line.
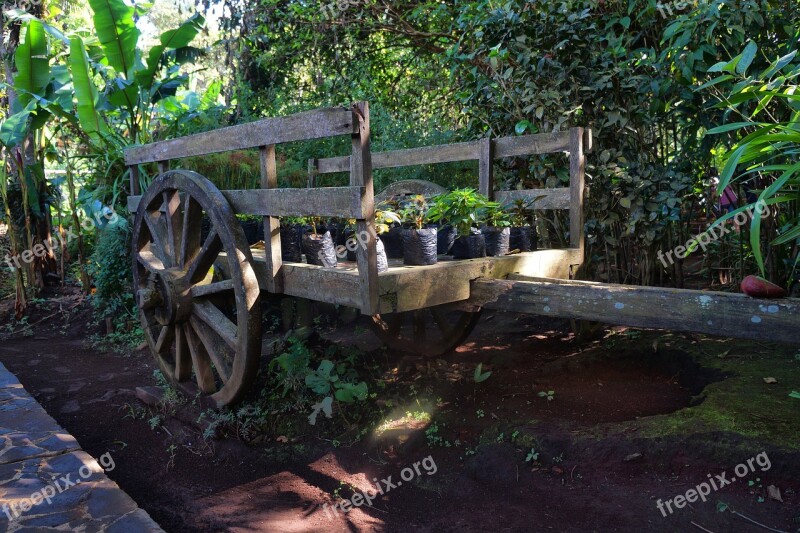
[1, 295, 799, 533]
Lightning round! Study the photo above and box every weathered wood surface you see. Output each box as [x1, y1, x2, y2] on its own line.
[495, 188, 571, 210]
[125, 106, 357, 165]
[494, 132, 570, 158]
[479, 138, 495, 199]
[128, 186, 367, 218]
[313, 130, 583, 176]
[316, 140, 482, 174]
[469, 275, 800, 345]
[375, 179, 448, 203]
[261, 144, 282, 293]
[569, 128, 586, 250]
[350, 102, 380, 315]
[247, 249, 583, 313]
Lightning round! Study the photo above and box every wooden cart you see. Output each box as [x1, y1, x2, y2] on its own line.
[126, 103, 799, 407]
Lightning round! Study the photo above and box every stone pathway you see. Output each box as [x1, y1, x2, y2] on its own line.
[0, 362, 163, 532]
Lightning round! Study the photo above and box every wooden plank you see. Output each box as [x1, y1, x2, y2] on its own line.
[125, 106, 357, 165]
[469, 276, 800, 345]
[307, 158, 318, 188]
[495, 188, 570, 210]
[351, 102, 380, 315]
[261, 144, 282, 293]
[248, 249, 583, 313]
[314, 131, 573, 176]
[479, 138, 495, 199]
[569, 128, 586, 250]
[129, 165, 140, 196]
[128, 187, 367, 218]
[494, 131, 571, 158]
[316, 140, 482, 175]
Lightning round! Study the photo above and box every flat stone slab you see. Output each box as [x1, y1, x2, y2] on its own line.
[0, 362, 163, 532]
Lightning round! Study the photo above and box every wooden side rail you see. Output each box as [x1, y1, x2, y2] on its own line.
[127, 186, 369, 219]
[468, 275, 800, 345]
[125, 106, 357, 166]
[310, 128, 591, 251]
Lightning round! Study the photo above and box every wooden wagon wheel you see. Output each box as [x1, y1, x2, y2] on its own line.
[132, 170, 262, 407]
[370, 306, 482, 356]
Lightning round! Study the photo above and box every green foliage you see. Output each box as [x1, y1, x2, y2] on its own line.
[399, 195, 429, 230]
[703, 39, 800, 280]
[473, 363, 492, 383]
[428, 189, 489, 236]
[87, 221, 134, 319]
[482, 201, 511, 228]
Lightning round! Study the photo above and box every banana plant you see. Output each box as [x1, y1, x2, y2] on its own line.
[70, 0, 205, 146]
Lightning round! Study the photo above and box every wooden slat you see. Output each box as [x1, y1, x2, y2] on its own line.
[479, 138, 494, 200]
[128, 187, 367, 218]
[129, 165, 140, 196]
[494, 131, 571, 158]
[351, 102, 380, 315]
[125, 106, 357, 165]
[470, 276, 800, 345]
[316, 140, 482, 174]
[261, 144, 283, 293]
[495, 188, 570, 210]
[314, 131, 574, 176]
[569, 128, 586, 250]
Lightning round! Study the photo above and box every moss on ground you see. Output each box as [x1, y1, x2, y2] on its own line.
[597, 333, 800, 450]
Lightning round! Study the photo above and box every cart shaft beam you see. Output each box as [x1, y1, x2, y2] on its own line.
[469, 276, 800, 344]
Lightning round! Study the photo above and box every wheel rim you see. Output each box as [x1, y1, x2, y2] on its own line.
[371, 305, 482, 356]
[132, 170, 261, 407]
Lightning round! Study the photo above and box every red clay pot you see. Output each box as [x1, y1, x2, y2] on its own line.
[740, 275, 787, 299]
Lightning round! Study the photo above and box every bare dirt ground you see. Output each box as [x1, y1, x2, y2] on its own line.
[1, 290, 799, 533]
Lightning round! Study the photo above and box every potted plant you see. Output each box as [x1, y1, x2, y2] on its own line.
[378, 197, 404, 259]
[507, 199, 538, 252]
[400, 195, 438, 265]
[280, 216, 305, 262]
[428, 193, 458, 255]
[428, 188, 488, 259]
[482, 201, 512, 256]
[343, 209, 396, 273]
[302, 216, 337, 267]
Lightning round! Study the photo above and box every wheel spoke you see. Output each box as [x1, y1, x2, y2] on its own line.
[174, 325, 191, 382]
[180, 194, 202, 269]
[186, 229, 222, 284]
[144, 209, 170, 267]
[185, 323, 217, 393]
[154, 325, 174, 354]
[164, 190, 183, 266]
[190, 280, 234, 298]
[189, 315, 232, 384]
[137, 250, 165, 275]
[192, 299, 238, 351]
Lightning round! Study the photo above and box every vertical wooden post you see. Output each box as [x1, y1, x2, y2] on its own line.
[569, 127, 586, 251]
[129, 165, 141, 196]
[261, 144, 283, 293]
[479, 137, 495, 200]
[350, 102, 379, 315]
[307, 158, 318, 188]
[157, 160, 169, 175]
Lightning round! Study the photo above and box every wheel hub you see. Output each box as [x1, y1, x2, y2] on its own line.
[138, 268, 193, 326]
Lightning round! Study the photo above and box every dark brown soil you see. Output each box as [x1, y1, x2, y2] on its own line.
[1, 291, 798, 533]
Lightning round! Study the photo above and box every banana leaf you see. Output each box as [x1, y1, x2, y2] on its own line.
[69, 37, 108, 144]
[14, 20, 50, 110]
[136, 13, 204, 93]
[87, 0, 139, 78]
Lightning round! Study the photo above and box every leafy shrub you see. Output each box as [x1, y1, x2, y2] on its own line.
[87, 220, 135, 320]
